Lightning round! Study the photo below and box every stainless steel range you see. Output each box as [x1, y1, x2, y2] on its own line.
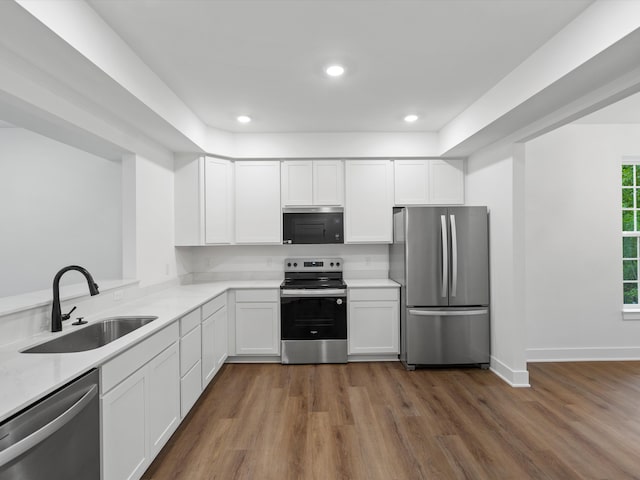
[280, 258, 347, 364]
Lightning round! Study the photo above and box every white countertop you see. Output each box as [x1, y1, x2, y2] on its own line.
[0, 280, 280, 422]
[0, 278, 395, 422]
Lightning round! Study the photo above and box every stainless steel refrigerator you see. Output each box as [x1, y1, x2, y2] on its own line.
[390, 206, 490, 370]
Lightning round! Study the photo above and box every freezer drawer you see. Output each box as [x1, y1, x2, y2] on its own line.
[404, 308, 489, 368]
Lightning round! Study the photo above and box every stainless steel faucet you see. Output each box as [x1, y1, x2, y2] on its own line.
[51, 265, 100, 332]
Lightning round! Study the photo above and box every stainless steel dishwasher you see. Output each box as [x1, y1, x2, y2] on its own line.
[0, 369, 100, 480]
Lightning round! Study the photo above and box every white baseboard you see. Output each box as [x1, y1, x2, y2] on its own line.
[490, 356, 530, 387]
[527, 346, 640, 362]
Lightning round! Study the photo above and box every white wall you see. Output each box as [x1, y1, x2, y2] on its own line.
[0, 147, 182, 345]
[233, 132, 439, 159]
[188, 244, 389, 281]
[0, 127, 121, 296]
[125, 153, 180, 287]
[525, 123, 640, 360]
[466, 143, 529, 386]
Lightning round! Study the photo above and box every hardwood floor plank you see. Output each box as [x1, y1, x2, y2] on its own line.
[143, 362, 640, 480]
[436, 434, 490, 480]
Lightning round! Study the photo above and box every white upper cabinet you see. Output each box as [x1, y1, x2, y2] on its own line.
[393, 160, 429, 204]
[394, 159, 464, 205]
[281, 160, 343, 206]
[281, 161, 312, 205]
[174, 155, 204, 246]
[312, 160, 343, 205]
[204, 158, 234, 244]
[345, 160, 393, 243]
[235, 161, 281, 244]
[174, 156, 233, 245]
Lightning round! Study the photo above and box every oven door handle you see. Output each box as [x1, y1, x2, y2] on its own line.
[281, 289, 347, 297]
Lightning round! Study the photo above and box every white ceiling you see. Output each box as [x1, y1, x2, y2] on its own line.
[88, 0, 594, 134]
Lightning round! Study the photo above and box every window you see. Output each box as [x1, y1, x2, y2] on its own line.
[622, 163, 640, 304]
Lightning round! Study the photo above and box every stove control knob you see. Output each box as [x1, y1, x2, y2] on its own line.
[330, 262, 334, 267]
[293, 262, 298, 267]
[287, 262, 291, 267]
[336, 262, 341, 267]
[336, 299, 343, 305]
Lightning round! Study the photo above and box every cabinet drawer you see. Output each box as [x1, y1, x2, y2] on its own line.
[180, 309, 201, 336]
[180, 360, 202, 418]
[235, 289, 278, 303]
[180, 325, 201, 376]
[101, 322, 179, 394]
[202, 293, 226, 319]
[349, 288, 398, 302]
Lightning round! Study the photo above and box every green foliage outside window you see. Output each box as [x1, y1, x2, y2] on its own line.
[623, 236, 637, 258]
[622, 164, 640, 304]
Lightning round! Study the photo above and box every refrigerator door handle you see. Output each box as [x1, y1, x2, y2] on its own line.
[440, 214, 448, 298]
[409, 309, 488, 316]
[450, 214, 458, 297]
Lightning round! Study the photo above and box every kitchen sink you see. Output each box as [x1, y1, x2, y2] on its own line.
[22, 316, 158, 353]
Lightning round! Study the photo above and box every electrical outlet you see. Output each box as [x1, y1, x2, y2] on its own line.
[113, 290, 124, 301]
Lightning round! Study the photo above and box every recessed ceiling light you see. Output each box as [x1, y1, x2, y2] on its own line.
[325, 64, 345, 77]
[404, 114, 419, 123]
[237, 115, 251, 124]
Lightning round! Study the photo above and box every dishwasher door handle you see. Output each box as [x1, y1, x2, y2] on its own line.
[0, 384, 97, 468]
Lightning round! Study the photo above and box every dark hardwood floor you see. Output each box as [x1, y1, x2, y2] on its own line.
[142, 361, 640, 479]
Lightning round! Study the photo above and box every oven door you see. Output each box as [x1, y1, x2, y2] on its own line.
[281, 293, 346, 340]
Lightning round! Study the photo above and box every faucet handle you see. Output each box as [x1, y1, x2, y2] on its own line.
[62, 305, 77, 321]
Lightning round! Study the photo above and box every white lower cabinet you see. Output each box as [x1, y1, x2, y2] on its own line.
[202, 294, 228, 387]
[179, 310, 202, 418]
[99, 289, 269, 479]
[102, 368, 147, 480]
[101, 324, 180, 480]
[148, 344, 181, 456]
[180, 360, 202, 418]
[235, 289, 280, 355]
[348, 288, 400, 355]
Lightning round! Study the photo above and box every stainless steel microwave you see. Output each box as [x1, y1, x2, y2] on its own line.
[282, 208, 344, 244]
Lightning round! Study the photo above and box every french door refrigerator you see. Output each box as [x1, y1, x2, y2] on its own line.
[390, 206, 490, 370]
